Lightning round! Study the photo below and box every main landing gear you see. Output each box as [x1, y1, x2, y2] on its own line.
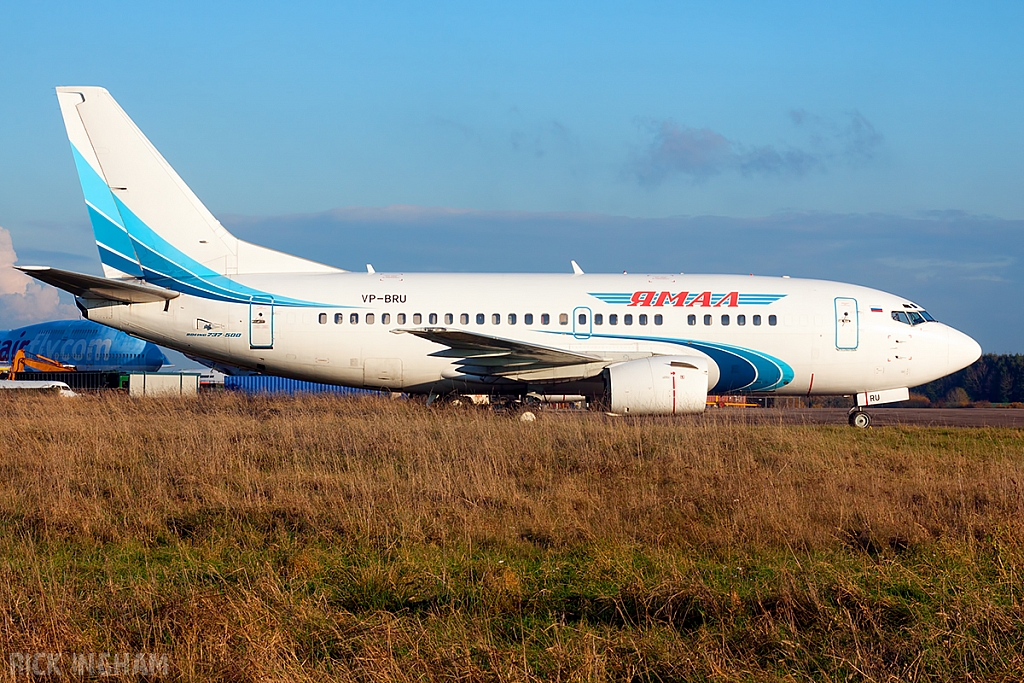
[848, 407, 871, 428]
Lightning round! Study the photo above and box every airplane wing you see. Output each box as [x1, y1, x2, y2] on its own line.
[16, 266, 180, 303]
[395, 327, 609, 379]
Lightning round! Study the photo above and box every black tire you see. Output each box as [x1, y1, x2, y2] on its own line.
[849, 411, 871, 428]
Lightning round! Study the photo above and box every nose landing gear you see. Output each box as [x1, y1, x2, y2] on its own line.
[848, 407, 871, 428]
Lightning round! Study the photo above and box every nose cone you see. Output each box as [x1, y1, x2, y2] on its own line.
[948, 326, 982, 373]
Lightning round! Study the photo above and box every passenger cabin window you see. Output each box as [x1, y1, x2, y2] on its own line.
[704, 314, 712, 325]
[445, 313, 453, 324]
[524, 313, 534, 325]
[366, 313, 375, 324]
[654, 314, 663, 325]
[492, 313, 500, 324]
[335, 313, 344, 324]
[737, 314, 746, 326]
[594, 313, 603, 325]
[609, 314, 618, 325]
[638, 314, 647, 325]
[578, 313, 587, 325]
[476, 313, 485, 324]
[350, 313, 359, 324]
[319, 313, 327, 324]
[382, 313, 391, 324]
[768, 315, 777, 326]
[624, 314, 633, 325]
[753, 315, 761, 326]
[721, 314, 730, 326]
[559, 313, 569, 325]
[541, 314, 550, 325]
[461, 313, 469, 325]
[398, 313, 406, 324]
[688, 314, 696, 326]
[508, 313, 516, 325]
[429, 313, 438, 325]
[413, 313, 422, 324]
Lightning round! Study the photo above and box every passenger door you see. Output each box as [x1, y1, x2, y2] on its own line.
[834, 297, 858, 350]
[249, 297, 274, 349]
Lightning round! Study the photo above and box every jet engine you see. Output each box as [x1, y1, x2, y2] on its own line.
[605, 355, 709, 415]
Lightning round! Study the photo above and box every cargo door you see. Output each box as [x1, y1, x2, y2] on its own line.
[249, 297, 274, 349]
[364, 358, 403, 388]
[834, 297, 858, 350]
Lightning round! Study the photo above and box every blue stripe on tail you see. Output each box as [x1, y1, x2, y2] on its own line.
[71, 146, 143, 277]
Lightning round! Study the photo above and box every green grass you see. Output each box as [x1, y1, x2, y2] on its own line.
[1, 393, 1023, 681]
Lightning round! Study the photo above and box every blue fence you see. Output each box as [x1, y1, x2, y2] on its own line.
[224, 375, 379, 396]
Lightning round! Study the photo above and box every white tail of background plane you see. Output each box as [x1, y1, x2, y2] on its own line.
[55, 86, 341, 280]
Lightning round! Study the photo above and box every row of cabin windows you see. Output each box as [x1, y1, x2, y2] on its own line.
[318, 311, 778, 327]
[689, 313, 776, 326]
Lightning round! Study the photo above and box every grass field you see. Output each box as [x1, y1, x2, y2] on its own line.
[1, 392, 1023, 681]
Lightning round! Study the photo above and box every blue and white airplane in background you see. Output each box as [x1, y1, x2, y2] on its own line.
[0, 319, 168, 372]
[17, 87, 982, 426]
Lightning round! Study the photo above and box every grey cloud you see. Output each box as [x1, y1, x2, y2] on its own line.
[736, 145, 821, 177]
[838, 111, 883, 162]
[876, 256, 1014, 281]
[632, 122, 734, 185]
[790, 108, 884, 161]
[635, 110, 884, 186]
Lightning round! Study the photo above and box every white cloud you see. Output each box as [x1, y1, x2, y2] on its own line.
[0, 226, 79, 328]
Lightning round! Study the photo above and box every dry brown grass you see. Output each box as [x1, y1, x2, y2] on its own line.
[1, 392, 1023, 681]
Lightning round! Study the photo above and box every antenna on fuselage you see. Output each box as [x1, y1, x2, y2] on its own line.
[366, 264, 375, 274]
[570, 260, 584, 275]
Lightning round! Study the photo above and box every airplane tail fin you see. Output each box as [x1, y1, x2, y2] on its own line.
[55, 87, 341, 288]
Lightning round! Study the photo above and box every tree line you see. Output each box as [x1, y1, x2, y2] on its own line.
[913, 354, 1024, 405]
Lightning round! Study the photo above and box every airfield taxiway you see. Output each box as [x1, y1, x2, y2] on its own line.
[709, 407, 1024, 428]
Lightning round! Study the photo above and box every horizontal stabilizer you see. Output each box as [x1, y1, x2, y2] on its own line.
[17, 266, 180, 303]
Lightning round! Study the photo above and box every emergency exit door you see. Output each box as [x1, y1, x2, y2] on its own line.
[834, 297, 858, 350]
[573, 306, 592, 339]
[249, 298, 274, 349]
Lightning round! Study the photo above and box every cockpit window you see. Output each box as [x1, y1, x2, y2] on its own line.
[893, 310, 935, 325]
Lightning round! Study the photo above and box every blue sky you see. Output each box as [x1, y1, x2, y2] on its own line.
[0, 2, 1022, 352]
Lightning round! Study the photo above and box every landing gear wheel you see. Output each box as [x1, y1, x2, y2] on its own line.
[848, 410, 871, 428]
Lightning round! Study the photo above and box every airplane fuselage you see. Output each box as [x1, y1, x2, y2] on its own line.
[0, 320, 167, 372]
[83, 271, 979, 397]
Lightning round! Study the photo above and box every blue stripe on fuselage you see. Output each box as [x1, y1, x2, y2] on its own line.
[540, 330, 794, 392]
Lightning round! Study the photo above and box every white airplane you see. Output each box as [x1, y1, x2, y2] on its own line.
[19, 87, 981, 426]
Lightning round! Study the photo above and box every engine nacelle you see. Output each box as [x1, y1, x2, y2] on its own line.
[605, 355, 709, 415]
